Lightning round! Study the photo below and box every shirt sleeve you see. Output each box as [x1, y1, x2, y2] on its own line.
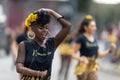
[75, 35, 83, 44]
[16, 41, 26, 64]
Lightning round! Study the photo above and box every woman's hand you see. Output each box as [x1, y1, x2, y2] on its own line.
[38, 8, 52, 14]
[38, 8, 62, 19]
[79, 56, 88, 64]
[109, 43, 116, 53]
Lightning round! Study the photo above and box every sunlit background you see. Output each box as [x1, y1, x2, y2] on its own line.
[0, 0, 120, 80]
[94, 0, 120, 4]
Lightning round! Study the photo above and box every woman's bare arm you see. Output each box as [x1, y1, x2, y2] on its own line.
[98, 43, 116, 58]
[50, 10, 71, 49]
[40, 9, 71, 49]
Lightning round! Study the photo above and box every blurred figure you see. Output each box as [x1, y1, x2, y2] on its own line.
[58, 35, 73, 80]
[107, 27, 117, 43]
[100, 28, 109, 42]
[11, 23, 28, 64]
[4, 26, 12, 56]
[57, 5, 73, 80]
[101, 26, 117, 51]
[71, 15, 116, 80]
[111, 31, 120, 63]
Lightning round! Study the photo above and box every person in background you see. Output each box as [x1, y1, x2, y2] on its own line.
[71, 15, 116, 80]
[111, 31, 120, 69]
[107, 27, 117, 43]
[58, 35, 73, 80]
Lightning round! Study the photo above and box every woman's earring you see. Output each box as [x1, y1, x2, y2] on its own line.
[27, 31, 35, 40]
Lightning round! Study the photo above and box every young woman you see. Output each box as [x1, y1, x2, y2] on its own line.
[16, 8, 71, 80]
[72, 15, 116, 80]
[58, 35, 73, 80]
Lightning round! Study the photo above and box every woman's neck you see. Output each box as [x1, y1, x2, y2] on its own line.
[84, 32, 93, 37]
[83, 32, 95, 42]
[34, 37, 44, 46]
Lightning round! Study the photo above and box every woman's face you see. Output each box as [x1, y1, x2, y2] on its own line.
[85, 20, 97, 34]
[32, 24, 49, 41]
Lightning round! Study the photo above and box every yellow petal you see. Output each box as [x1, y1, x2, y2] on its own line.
[25, 13, 38, 27]
[28, 13, 33, 18]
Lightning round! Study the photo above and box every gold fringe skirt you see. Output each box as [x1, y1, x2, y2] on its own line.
[74, 57, 99, 75]
[59, 43, 73, 55]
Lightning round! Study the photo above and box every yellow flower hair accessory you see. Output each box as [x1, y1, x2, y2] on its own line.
[85, 15, 93, 20]
[25, 13, 38, 27]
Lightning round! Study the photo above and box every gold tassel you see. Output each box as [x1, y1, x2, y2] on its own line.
[28, 76, 32, 80]
[31, 77, 35, 80]
[36, 77, 39, 80]
[21, 75, 25, 80]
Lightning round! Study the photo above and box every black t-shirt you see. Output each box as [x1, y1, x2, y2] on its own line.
[24, 38, 54, 78]
[16, 33, 28, 44]
[76, 35, 99, 58]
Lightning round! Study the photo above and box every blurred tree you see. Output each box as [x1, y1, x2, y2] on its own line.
[89, 3, 120, 32]
[77, 0, 92, 12]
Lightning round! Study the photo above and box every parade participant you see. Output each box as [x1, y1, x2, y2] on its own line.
[72, 15, 116, 80]
[16, 8, 71, 80]
[58, 35, 73, 80]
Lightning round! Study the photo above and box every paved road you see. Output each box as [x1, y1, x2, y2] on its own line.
[0, 49, 119, 80]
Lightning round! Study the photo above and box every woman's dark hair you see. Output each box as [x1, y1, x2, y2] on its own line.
[31, 10, 51, 27]
[77, 17, 94, 36]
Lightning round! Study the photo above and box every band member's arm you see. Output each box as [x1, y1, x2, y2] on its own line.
[98, 43, 116, 58]
[49, 9, 71, 49]
[38, 8, 71, 49]
[71, 43, 88, 63]
[16, 42, 42, 77]
[98, 49, 111, 58]
[71, 43, 81, 61]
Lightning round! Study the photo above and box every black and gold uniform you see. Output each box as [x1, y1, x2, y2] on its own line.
[20, 38, 54, 80]
[75, 34, 99, 79]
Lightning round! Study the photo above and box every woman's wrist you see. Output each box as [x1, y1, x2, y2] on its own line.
[57, 16, 64, 21]
[48, 9, 53, 14]
[49, 9, 62, 19]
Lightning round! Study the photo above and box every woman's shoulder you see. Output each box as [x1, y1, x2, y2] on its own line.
[75, 34, 85, 43]
[17, 41, 26, 50]
[77, 34, 85, 40]
[21, 40, 34, 47]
